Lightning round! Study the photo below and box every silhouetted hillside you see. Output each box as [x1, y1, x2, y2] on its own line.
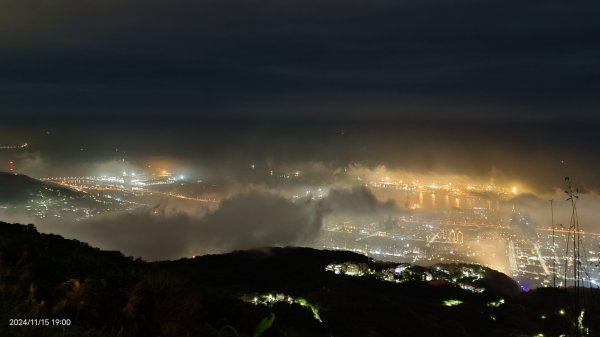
[0, 173, 83, 204]
[0, 221, 598, 337]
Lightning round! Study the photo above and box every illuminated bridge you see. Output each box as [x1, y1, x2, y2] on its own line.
[426, 229, 464, 246]
[0, 143, 28, 150]
[41, 176, 177, 187]
[41, 176, 220, 204]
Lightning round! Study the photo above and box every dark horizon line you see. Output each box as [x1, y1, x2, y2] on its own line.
[3, 113, 600, 127]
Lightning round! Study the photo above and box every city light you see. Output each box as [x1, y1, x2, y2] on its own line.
[442, 299, 463, 307]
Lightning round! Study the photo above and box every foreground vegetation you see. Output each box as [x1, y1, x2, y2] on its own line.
[0, 221, 598, 337]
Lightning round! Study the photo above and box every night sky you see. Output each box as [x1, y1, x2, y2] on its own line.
[1, 0, 599, 122]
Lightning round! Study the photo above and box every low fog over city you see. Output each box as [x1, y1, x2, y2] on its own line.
[1, 122, 599, 289]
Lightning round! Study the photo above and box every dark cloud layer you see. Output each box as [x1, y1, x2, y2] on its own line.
[324, 186, 398, 215]
[55, 190, 324, 261]
[1, 0, 599, 120]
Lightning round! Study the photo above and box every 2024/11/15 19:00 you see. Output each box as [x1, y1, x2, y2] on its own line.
[9, 318, 71, 326]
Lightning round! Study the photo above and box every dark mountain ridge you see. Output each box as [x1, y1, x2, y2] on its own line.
[0, 173, 83, 204]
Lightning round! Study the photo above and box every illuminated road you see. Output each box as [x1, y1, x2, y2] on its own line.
[43, 177, 220, 205]
[536, 226, 600, 237]
[534, 243, 550, 275]
[426, 232, 440, 247]
[0, 143, 28, 149]
[147, 190, 220, 203]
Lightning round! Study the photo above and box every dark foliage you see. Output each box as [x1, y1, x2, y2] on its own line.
[0, 221, 598, 336]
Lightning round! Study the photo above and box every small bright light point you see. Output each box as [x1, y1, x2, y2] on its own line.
[180, 175, 184, 180]
[512, 186, 518, 194]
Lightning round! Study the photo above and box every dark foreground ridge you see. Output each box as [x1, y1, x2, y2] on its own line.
[0, 222, 598, 337]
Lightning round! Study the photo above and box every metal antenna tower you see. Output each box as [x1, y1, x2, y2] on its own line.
[550, 199, 556, 288]
[563, 176, 584, 336]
